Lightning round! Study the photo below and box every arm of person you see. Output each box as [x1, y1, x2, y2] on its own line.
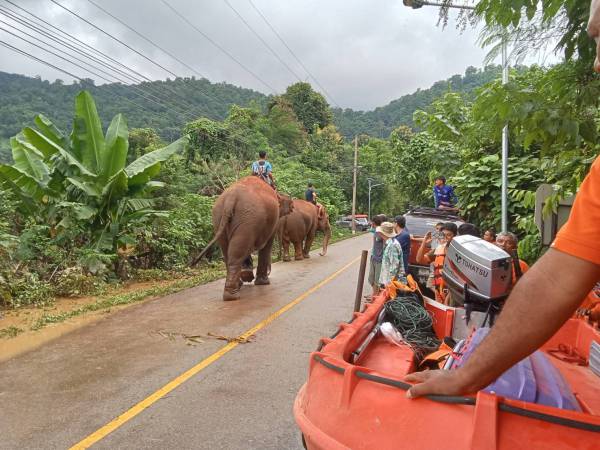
[433, 188, 439, 208]
[449, 185, 458, 205]
[416, 232, 434, 265]
[405, 248, 600, 398]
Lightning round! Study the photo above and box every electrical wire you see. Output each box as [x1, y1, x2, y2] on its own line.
[159, 0, 278, 94]
[1, 1, 260, 149]
[83, 0, 228, 107]
[246, 0, 341, 109]
[0, 25, 197, 122]
[0, 40, 183, 125]
[223, 0, 303, 82]
[44, 0, 221, 120]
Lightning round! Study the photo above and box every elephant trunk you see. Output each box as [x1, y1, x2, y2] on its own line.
[320, 222, 331, 256]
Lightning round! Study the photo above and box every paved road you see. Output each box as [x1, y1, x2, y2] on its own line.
[0, 233, 371, 449]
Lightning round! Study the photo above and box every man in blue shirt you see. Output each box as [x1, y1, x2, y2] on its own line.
[433, 176, 458, 209]
[394, 215, 411, 272]
[305, 183, 316, 204]
[251, 151, 275, 187]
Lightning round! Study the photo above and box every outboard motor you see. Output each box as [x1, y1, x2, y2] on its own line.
[443, 235, 512, 326]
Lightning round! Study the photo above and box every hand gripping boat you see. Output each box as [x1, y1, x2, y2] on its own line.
[294, 237, 600, 450]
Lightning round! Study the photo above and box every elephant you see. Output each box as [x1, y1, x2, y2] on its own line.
[193, 176, 294, 301]
[278, 199, 331, 262]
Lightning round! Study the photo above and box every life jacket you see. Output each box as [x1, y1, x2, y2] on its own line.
[387, 274, 420, 298]
[432, 245, 447, 302]
[420, 340, 454, 369]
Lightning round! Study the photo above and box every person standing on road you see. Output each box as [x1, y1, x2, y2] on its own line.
[394, 216, 411, 274]
[405, 0, 600, 397]
[379, 222, 407, 288]
[368, 214, 387, 296]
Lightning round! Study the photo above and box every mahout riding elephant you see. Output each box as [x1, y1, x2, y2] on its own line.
[194, 176, 294, 301]
[279, 199, 331, 261]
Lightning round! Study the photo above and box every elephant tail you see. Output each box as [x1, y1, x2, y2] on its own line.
[190, 197, 233, 267]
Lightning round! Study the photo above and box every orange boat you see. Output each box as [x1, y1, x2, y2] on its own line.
[294, 284, 600, 450]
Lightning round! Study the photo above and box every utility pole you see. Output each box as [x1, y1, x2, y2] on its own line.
[403, 0, 509, 231]
[351, 136, 358, 234]
[501, 36, 509, 233]
[367, 178, 384, 220]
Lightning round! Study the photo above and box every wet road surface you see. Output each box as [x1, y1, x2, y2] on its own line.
[0, 233, 371, 449]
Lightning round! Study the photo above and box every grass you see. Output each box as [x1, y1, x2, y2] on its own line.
[8, 227, 359, 336]
[0, 326, 24, 338]
[30, 263, 226, 331]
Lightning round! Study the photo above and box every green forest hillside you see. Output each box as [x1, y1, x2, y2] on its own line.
[0, 66, 502, 161]
[0, 71, 268, 151]
[333, 65, 503, 138]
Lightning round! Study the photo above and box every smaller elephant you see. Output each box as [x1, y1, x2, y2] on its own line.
[279, 199, 331, 261]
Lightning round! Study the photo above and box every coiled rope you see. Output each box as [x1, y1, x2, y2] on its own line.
[384, 294, 440, 359]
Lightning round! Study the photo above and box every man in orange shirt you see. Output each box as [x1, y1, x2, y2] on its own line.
[405, 0, 600, 398]
[495, 231, 529, 284]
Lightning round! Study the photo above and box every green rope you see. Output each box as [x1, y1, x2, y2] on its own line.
[384, 294, 440, 359]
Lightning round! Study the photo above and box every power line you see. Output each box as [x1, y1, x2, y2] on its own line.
[0, 1, 272, 152]
[40, 0, 261, 148]
[0, 39, 260, 155]
[0, 27, 197, 122]
[48, 0, 182, 80]
[223, 0, 303, 82]
[27, 1, 241, 126]
[83, 0, 227, 107]
[0, 5, 227, 131]
[4, 0, 162, 84]
[0, 5, 143, 84]
[0, 40, 189, 127]
[0, 16, 202, 122]
[159, 0, 278, 94]
[246, 0, 341, 108]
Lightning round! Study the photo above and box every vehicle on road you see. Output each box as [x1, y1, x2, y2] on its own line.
[404, 206, 465, 290]
[335, 214, 370, 231]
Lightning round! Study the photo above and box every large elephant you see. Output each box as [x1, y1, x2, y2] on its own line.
[194, 176, 294, 301]
[279, 199, 331, 261]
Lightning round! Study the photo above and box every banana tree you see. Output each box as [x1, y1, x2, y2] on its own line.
[0, 90, 185, 254]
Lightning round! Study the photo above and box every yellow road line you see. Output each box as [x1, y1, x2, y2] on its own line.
[70, 255, 361, 449]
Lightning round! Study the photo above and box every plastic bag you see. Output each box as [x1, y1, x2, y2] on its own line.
[380, 322, 405, 347]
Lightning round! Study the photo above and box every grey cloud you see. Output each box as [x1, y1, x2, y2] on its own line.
[0, 0, 490, 110]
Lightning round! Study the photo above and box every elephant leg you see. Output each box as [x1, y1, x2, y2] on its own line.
[255, 238, 274, 285]
[223, 262, 242, 301]
[294, 240, 304, 261]
[223, 236, 253, 301]
[303, 228, 316, 258]
[240, 255, 254, 282]
[282, 237, 291, 262]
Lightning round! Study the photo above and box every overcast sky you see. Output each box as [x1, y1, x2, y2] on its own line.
[1, 0, 507, 110]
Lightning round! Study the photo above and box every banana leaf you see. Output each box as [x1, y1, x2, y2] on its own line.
[72, 91, 105, 174]
[103, 113, 128, 181]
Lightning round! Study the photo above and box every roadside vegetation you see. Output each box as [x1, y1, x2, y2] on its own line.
[0, 1, 597, 323]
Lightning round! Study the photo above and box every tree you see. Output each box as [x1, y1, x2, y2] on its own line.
[278, 82, 332, 134]
[0, 91, 184, 259]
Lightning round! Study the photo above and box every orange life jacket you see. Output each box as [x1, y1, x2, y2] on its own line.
[432, 245, 447, 302]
